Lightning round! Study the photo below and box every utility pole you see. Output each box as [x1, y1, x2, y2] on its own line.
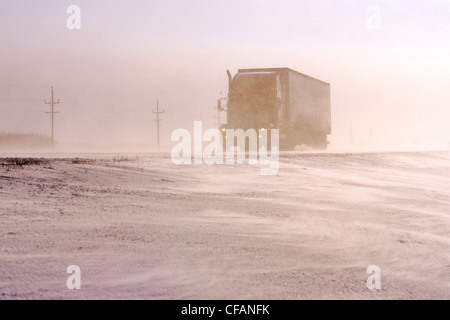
[214, 101, 224, 128]
[44, 87, 61, 149]
[152, 100, 164, 151]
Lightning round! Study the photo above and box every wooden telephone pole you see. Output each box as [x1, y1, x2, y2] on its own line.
[152, 100, 164, 151]
[44, 87, 61, 149]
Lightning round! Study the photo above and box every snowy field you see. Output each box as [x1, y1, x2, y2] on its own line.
[0, 151, 449, 299]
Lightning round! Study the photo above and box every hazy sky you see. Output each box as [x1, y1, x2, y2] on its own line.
[0, 0, 449, 150]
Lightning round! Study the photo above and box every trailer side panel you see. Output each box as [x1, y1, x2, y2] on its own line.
[287, 71, 331, 134]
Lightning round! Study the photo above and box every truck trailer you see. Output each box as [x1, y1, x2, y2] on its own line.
[221, 68, 331, 150]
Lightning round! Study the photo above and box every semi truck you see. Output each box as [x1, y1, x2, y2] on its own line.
[220, 68, 331, 150]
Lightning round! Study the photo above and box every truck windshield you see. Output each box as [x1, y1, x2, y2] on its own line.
[228, 72, 279, 129]
[229, 72, 277, 112]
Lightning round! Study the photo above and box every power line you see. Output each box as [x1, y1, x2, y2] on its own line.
[0, 84, 50, 89]
[0, 98, 43, 102]
[152, 100, 164, 151]
[43, 87, 61, 149]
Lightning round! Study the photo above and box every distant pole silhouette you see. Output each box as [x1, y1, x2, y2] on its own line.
[44, 87, 61, 149]
[214, 100, 223, 128]
[152, 100, 164, 151]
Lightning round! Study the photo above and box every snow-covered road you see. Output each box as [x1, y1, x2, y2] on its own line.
[0, 151, 449, 299]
